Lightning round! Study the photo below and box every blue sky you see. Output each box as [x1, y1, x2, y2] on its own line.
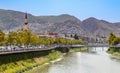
[0, 0, 120, 22]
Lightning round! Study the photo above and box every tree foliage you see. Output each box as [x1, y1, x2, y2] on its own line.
[0, 29, 84, 47]
[108, 33, 116, 45]
[108, 33, 120, 53]
[108, 33, 120, 45]
[0, 30, 5, 46]
[74, 34, 79, 40]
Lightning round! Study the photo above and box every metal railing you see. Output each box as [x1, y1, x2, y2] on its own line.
[0, 44, 119, 55]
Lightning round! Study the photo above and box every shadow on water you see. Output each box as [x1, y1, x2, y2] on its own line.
[109, 55, 120, 62]
[85, 47, 104, 55]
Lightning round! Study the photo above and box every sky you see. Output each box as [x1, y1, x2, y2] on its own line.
[0, 0, 120, 22]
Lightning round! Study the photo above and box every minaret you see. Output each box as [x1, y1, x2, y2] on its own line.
[23, 13, 29, 30]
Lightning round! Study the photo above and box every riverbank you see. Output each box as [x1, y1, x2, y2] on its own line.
[107, 51, 120, 56]
[0, 50, 62, 73]
[0, 47, 87, 73]
[25, 47, 88, 73]
[26, 47, 120, 73]
[107, 47, 120, 56]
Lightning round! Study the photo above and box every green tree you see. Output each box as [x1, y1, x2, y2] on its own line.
[16, 30, 32, 47]
[30, 34, 38, 46]
[4, 36, 9, 46]
[111, 37, 120, 45]
[24, 30, 32, 47]
[8, 31, 17, 45]
[0, 30, 5, 46]
[74, 34, 79, 40]
[108, 33, 116, 45]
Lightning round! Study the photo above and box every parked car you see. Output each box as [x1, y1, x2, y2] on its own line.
[0, 46, 6, 51]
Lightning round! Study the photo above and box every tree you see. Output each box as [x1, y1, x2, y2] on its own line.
[30, 34, 38, 46]
[8, 31, 17, 45]
[111, 37, 120, 45]
[70, 34, 73, 38]
[108, 33, 116, 45]
[74, 34, 79, 40]
[24, 30, 32, 47]
[0, 30, 5, 46]
[16, 30, 32, 47]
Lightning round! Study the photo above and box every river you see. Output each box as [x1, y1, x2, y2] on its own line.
[26, 47, 120, 73]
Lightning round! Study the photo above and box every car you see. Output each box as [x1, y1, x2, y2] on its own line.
[0, 46, 6, 51]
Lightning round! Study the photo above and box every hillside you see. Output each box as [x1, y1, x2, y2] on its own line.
[0, 9, 120, 37]
[81, 17, 120, 37]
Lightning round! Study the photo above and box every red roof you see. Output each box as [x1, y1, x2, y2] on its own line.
[48, 32, 57, 35]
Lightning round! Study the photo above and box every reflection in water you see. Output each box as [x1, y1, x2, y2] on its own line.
[27, 47, 120, 73]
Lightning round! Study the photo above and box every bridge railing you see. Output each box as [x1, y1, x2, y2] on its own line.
[0, 43, 116, 55]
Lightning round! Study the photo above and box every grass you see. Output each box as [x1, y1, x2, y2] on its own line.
[0, 47, 87, 73]
[107, 50, 120, 56]
[0, 50, 62, 73]
[107, 47, 120, 56]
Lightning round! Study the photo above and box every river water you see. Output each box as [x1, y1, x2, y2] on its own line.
[27, 47, 120, 73]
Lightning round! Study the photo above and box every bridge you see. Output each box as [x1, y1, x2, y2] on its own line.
[0, 45, 58, 55]
[0, 43, 119, 55]
[65, 44, 109, 47]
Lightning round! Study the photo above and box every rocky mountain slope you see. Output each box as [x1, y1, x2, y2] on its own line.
[81, 17, 120, 37]
[0, 9, 120, 37]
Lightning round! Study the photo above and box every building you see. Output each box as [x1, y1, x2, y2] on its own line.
[36, 32, 58, 38]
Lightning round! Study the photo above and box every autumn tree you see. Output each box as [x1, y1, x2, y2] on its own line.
[0, 30, 5, 46]
[8, 31, 17, 45]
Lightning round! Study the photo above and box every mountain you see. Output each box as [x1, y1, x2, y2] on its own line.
[114, 23, 120, 28]
[81, 17, 120, 37]
[33, 14, 85, 34]
[0, 9, 37, 31]
[0, 9, 120, 38]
